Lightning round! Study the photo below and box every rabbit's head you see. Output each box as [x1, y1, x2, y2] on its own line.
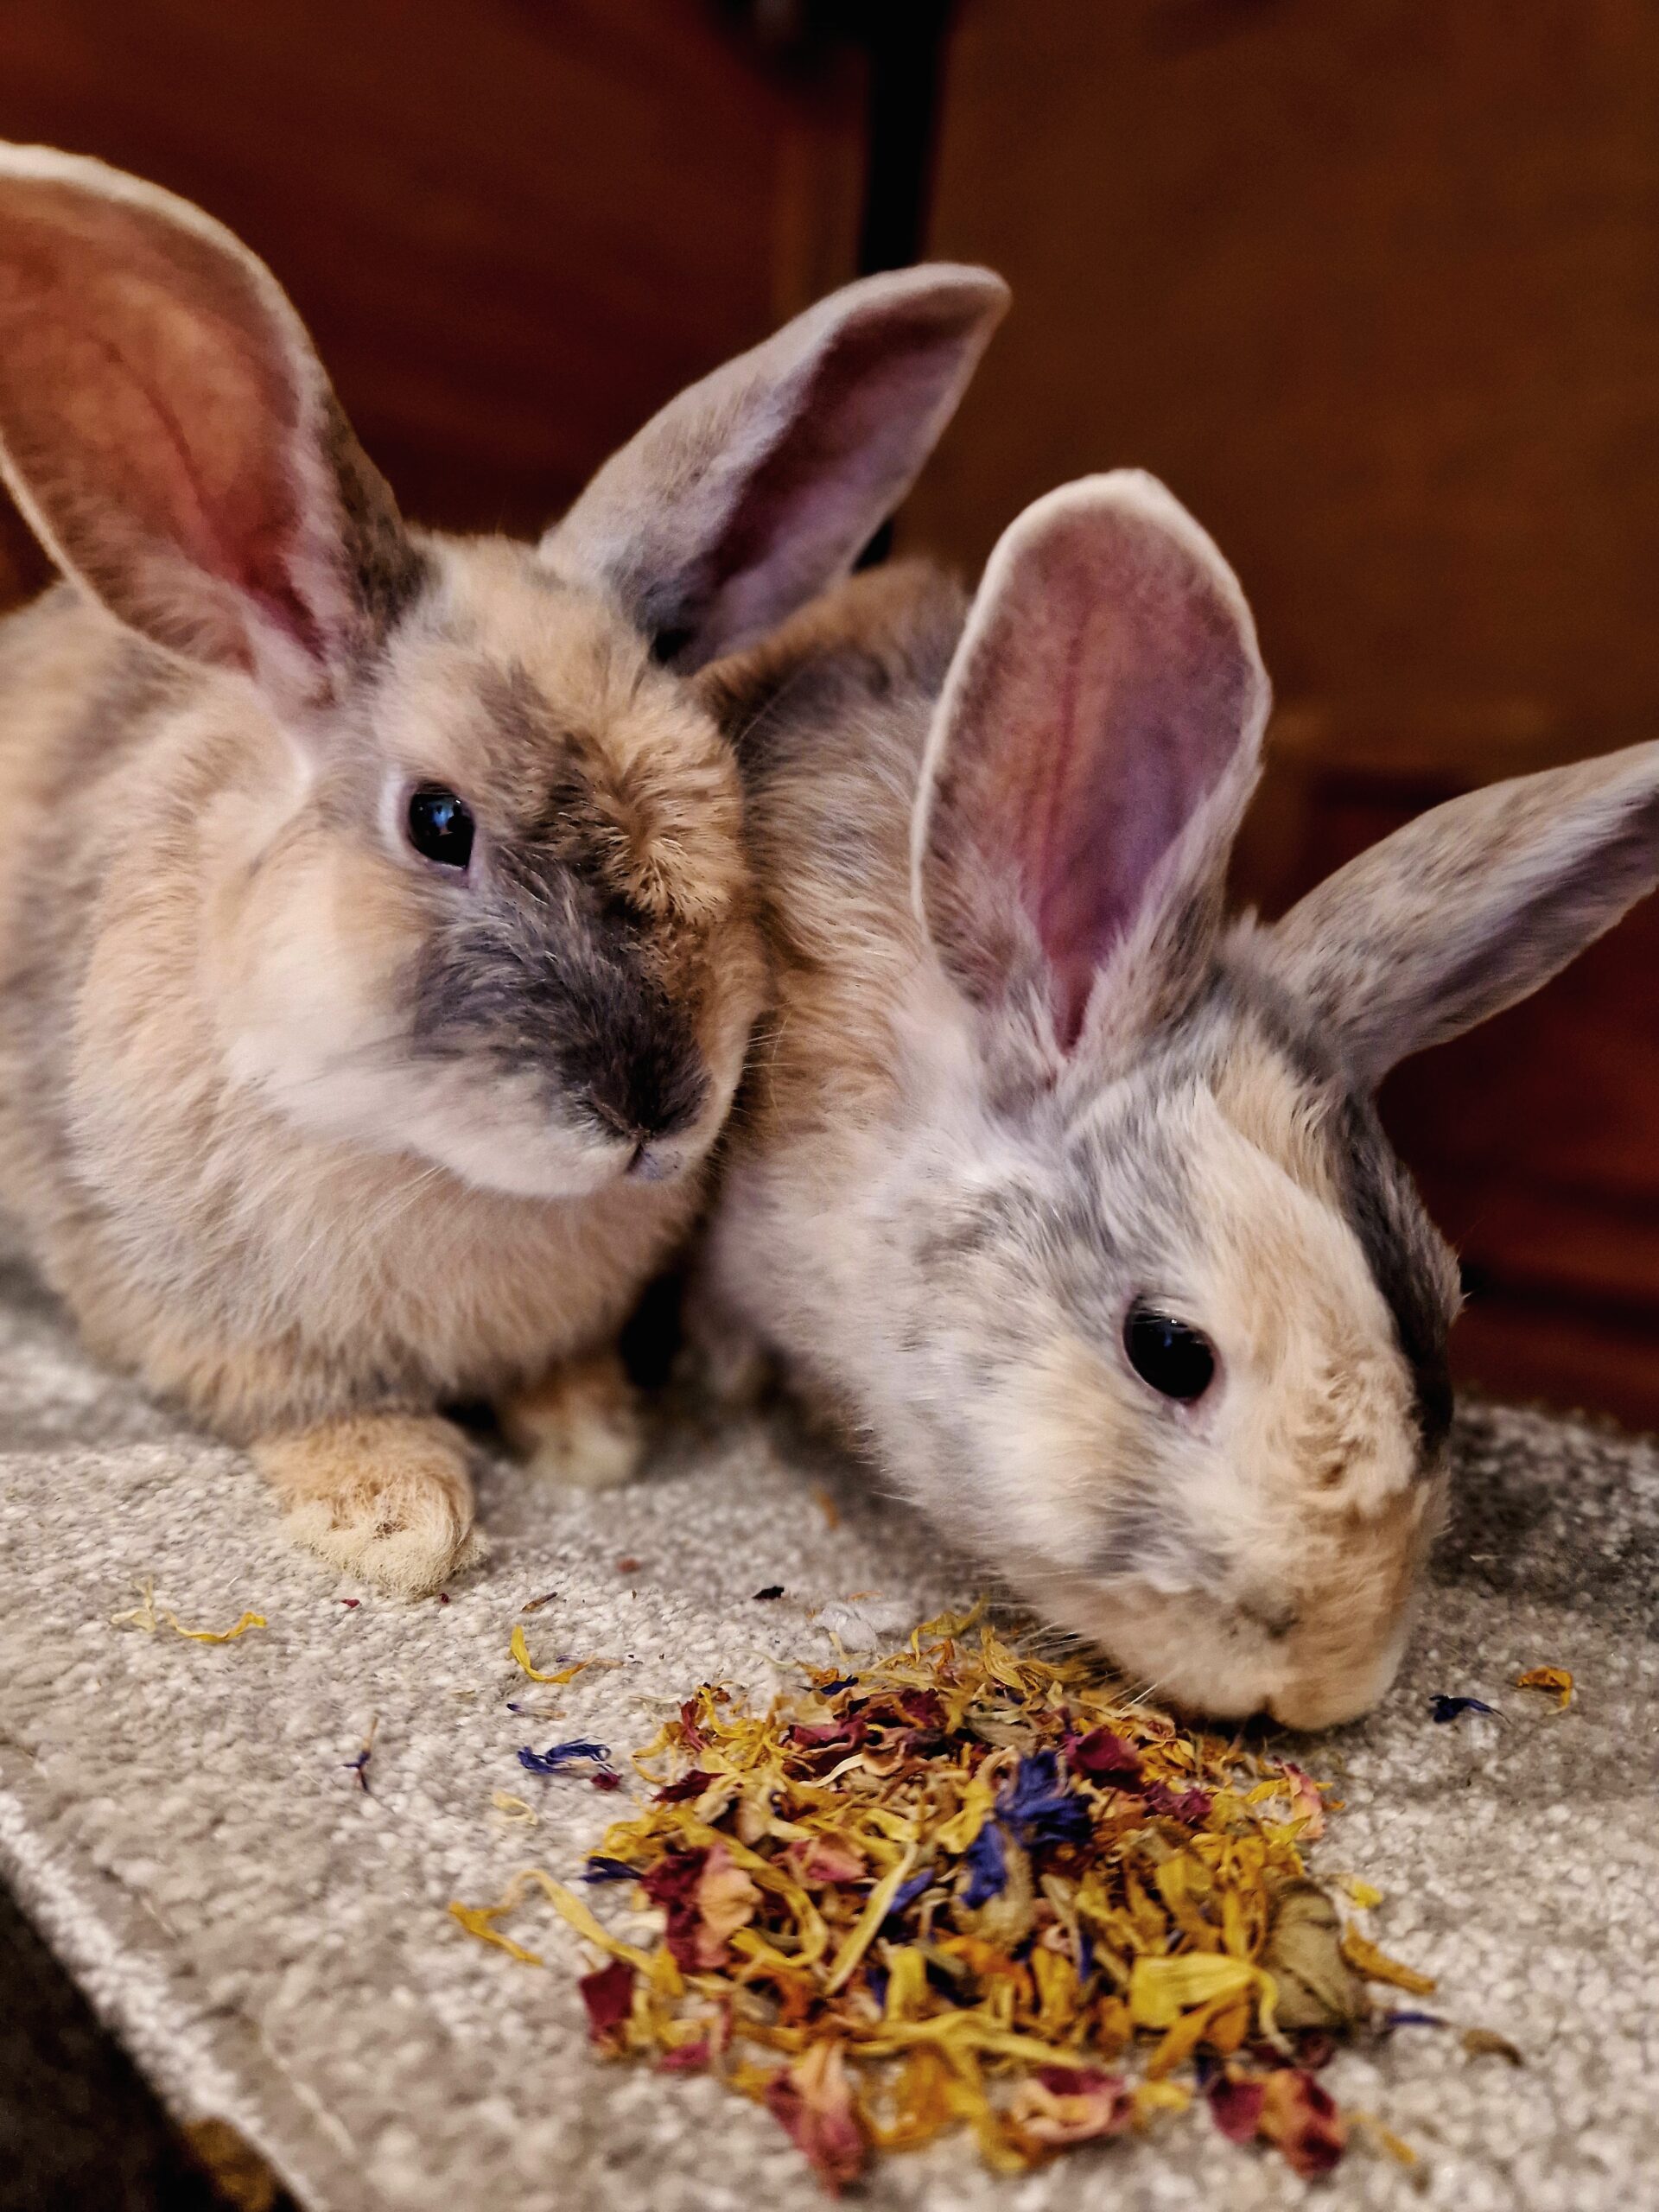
[887, 474, 1659, 1726]
[0, 146, 1006, 1198]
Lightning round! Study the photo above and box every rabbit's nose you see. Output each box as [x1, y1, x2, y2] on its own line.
[582, 1033, 709, 1150]
[586, 1062, 706, 1153]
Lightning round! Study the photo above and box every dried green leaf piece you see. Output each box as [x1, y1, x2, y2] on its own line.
[1263, 1882, 1368, 2029]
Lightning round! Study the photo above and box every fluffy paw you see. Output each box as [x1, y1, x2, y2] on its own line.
[502, 1353, 645, 1493]
[257, 1415, 481, 1596]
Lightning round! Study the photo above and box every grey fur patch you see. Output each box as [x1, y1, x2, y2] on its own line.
[320, 397, 431, 639]
[410, 855, 706, 1144]
[407, 664, 709, 1141]
[1332, 1090, 1457, 1458]
[1211, 949, 1459, 1461]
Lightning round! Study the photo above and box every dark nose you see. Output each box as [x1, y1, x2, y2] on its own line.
[541, 917, 710, 1147]
[584, 1041, 708, 1151]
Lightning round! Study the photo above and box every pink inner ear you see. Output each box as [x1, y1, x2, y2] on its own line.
[0, 182, 320, 664]
[706, 299, 990, 649]
[925, 498, 1258, 1049]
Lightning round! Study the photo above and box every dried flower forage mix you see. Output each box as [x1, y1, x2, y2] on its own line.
[454, 1605, 1436, 2190]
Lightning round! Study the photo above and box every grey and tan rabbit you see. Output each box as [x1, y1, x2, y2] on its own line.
[0, 144, 1007, 1592]
[696, 470, 1659, 1727]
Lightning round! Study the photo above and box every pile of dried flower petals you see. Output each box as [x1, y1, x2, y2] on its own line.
[454, 1605, 1433, 2190]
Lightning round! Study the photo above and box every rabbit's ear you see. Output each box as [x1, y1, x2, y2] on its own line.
[1269, 742, 1659, 1086]
[543, 264, 1008, 671]
[914, 473, 1269, 1055]
[0, 145, 420, 705]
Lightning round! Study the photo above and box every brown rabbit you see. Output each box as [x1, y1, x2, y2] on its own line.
[0, 144, 1008, 1592]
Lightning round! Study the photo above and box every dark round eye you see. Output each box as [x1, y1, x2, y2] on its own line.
[1123, 1306, 1217, 1402]
[406, 785, 474, 870]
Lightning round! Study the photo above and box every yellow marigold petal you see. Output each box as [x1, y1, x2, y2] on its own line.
[1347, 2111, 1421, 2168]
[168, 1609, 266, 1643]
[1339, 1927, 1437, 1995]
[823, 1846, 919, 1994]
[111, 1580, 266, 1643]
[882, 1946, 931, 2024]
[1339, 1876, 1385, 1910]
[1128, 1953, 1259, 2030]
[508, 1623, 589, 1684]
[448, 1901, 543, 1967]
[1516, 1665, 1573, 1709]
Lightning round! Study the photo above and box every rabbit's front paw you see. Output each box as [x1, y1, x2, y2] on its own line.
[500, 1351, 644, 1492]
[255, 1414, 482, 1595]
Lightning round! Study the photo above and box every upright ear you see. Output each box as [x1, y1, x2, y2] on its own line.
[1268, 741, 1659, 1086]
[913, 473, 1270, 1056]
[0, 144, 420, 705]
[541, 264, 1008, 670]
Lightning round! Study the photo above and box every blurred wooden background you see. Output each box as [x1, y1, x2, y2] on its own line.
[1, 0, 1655, 1424]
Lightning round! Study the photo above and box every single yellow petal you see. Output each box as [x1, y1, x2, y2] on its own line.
[447, 1901, 543, 1967]
[166, 1609, 266, 1643]
[509, 1624, 589, 1684]
[1339, 1876, 1385, 1910]
[823, 1845, 919, 1994]
[1516, 1665, 1573, 1709]
[882, 1946, 931, 2023]
[1339, 1927, 1437, 1995]
[1128, 1952, 1258, 2030]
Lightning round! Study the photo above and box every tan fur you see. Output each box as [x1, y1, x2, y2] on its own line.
[0, 149, 1007, 1596]
[0, 582, 743, 1521]
[254, 1414, 480, 1598]
[700, 560, 962, 1126]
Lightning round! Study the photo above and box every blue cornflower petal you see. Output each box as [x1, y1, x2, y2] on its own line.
[996, 1751, 1095, 1849]
[581, 1855, 639, 1884]
[883, 1867, 934, 1925]
[1429, 1696, 1497, 1724]
[519, 1738, 614, 1776]
[962, 1816, 1009, 1905]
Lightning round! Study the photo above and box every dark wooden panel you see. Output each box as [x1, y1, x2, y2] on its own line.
[912, 0, 1659, 746]
[1438, 1291, 1659, 1435]
[0, 0, 864, 587]
[913, 0, 1659, 1425]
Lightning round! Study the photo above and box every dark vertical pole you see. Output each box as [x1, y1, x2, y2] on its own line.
[855, 0, 956, 276]
[850, 0, 957, 566]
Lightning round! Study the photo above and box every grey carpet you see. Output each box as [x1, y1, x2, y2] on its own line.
[0, 1235, 1656, 2212]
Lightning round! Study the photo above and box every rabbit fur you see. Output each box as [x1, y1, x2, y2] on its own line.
[0, 143, 1008, 1593]
[696, 473, 1659, 1727]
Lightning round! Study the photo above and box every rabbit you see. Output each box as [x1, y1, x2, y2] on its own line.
[0, 143, 1008, 1594]
[692, 468, 1659, 1728]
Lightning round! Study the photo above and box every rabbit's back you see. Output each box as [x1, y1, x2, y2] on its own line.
[0, 589, 176, 1243]
[710, 561, 969, 1135]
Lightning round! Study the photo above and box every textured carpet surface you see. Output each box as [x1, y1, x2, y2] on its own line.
[0, 1236, 1656, 2212]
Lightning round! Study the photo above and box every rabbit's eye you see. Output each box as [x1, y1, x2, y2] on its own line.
[407, 785, 474, 870]
[1123, 1306, 1216, 1402]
